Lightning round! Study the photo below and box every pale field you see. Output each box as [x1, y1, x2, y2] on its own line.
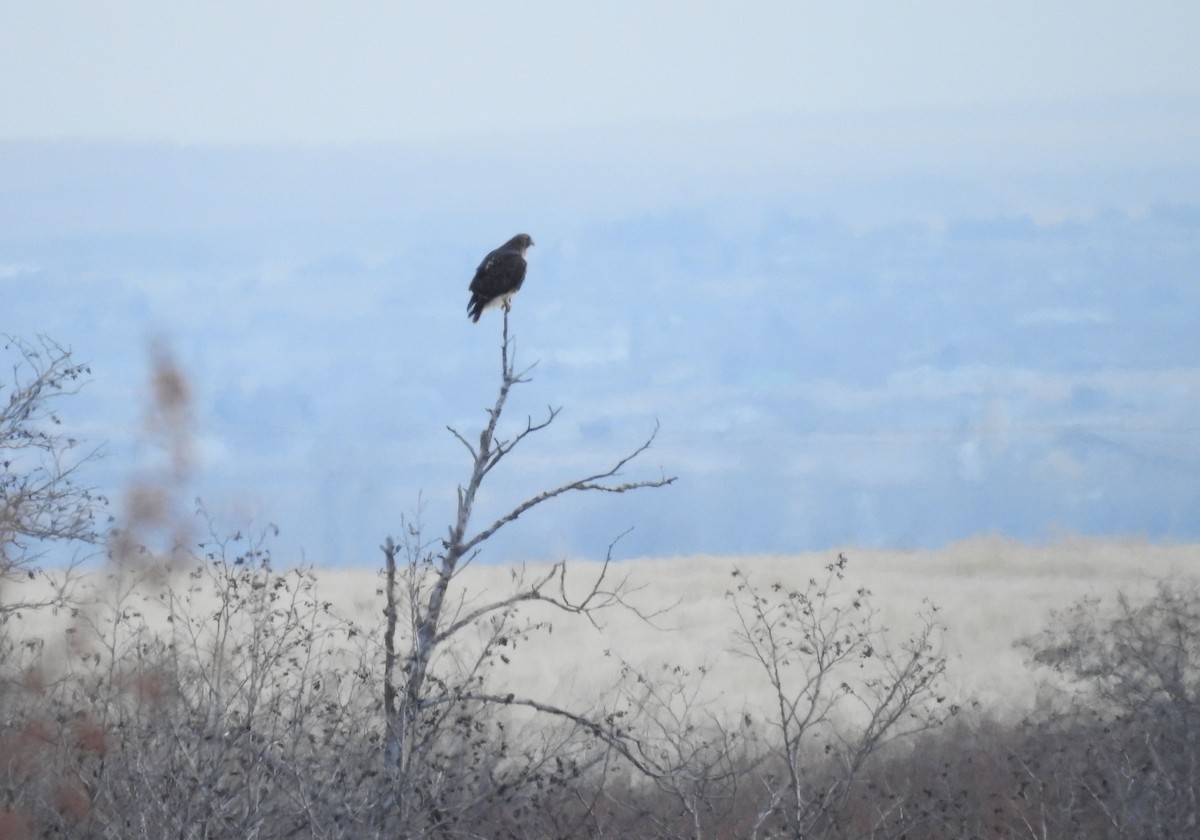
[8, 536, 1198, 721]
[384, 536, 1197, 716]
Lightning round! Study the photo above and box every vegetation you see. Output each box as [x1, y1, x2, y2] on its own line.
[1, 328, 1197, 838]
[0, 336, 103, 608]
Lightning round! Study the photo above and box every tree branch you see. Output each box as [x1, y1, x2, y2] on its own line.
[462, 421, 674, 556]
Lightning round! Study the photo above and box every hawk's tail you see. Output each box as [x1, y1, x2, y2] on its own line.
[467, 295, 483, 323]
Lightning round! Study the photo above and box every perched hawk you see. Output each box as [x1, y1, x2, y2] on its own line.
[466, 233, 534, 322]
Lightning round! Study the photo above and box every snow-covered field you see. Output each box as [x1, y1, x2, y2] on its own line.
[13, 536, 1192, 718]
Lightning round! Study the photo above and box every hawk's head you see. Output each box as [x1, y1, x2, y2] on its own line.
[507, 233, 534, 254]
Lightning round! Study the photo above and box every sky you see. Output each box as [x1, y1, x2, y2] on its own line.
[3, 2, 1199, 145]
[4, 3, 1200, 566]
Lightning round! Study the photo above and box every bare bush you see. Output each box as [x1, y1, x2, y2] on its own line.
[856, 577, 1200, 840]
[0, 335, 103, 611]
[584, 657, 762, 839]
[1015, 578, 1200, 838]
[728, 554, 948, 838]
[0, 343, 371, 837]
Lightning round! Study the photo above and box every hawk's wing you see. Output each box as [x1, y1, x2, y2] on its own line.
[469, 248, 527, 299]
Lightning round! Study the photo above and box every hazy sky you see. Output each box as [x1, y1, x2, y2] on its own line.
[4, 1, 1199, 145]
[5, 2, 1200, 563]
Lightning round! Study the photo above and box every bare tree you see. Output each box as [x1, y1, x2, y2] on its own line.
[728, 554, 948, 839]
[0, 336, 104, 595]
[379, 309, 675, 831]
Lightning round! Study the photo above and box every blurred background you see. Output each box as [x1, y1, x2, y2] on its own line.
[4, 2, 1199, 564]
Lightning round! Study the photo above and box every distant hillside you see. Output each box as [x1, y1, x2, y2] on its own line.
[4, 132, 1200, 564]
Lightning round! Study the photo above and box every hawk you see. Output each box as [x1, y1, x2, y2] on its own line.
[466, 233, 534, 322]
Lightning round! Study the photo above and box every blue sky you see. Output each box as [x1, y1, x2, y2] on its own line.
[4, 3, 1200, 565]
